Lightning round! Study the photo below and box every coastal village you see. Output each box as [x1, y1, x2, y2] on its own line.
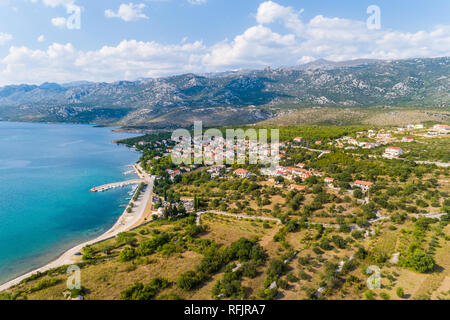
[129, 123, 450, 221]
[2, 122, 449, 301]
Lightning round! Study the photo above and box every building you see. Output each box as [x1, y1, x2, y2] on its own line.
[234, 168, 251, 178]
[315, 141, 323, 145]
[402, 137, 415, 143]
[167, 169, 181, 176]
[354, 180, 374, 192]
[296, 163, 306, 168]
[384, 147, 403, 157]
[152, 207, 164, 217]
[208, 165, 225, 178]
[433, 124, 450, 134]
[293, 137, 304, 143]
[290, 185, 306, 191]
[324, 177, 335, 185]
[377, 133, 392, 140]
[300, 170, 312, 181]
[360, 142, 376, 149]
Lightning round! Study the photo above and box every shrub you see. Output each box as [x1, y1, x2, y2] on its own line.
[258, 288, 278, 300]
[241, 262, 258, 278]
[230, 238, 267, 263]
[298, 270, 310, 281]
[177, 271, 204, 291]
[396, 287, 405, 298]
[119, 247, 136, 262]
[364, 290, 375, 300]
[286, 273, 298, 283]
[380, 292, 391, 300]
[352, 230, 364, 240]
[401, 248, 435, 273]
[120, 278, 169, 300]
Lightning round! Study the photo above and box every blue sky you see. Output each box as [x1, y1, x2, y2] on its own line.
[0, 0, 449, 85]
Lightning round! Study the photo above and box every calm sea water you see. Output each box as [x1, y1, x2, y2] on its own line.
[0, 122, 140, 284]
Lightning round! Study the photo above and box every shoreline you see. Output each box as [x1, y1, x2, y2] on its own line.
[0, 163, 154, 292]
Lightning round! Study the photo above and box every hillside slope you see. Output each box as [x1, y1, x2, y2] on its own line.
[0, 57, 448, 128]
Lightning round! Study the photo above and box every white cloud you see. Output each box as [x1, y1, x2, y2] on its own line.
[202, 25, 297, 68]
[188, 0, 207, 5]
[37, 35, 46, 42]
[0, 40, 206, 85]
[41, 0, 75, 8]
[32, 0, 81, 29]
[0, 1, 449, 85]
[0, 32, 13, 45]
[51, 17, 67, 28]
[105, 3, 148, 22]
[256, 0, 304, 35]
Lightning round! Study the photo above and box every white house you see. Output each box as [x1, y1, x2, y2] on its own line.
[234, 168, 251, 178]
[354, 180, 374, 192]
[384, 147, 403, 157]
[324, 177, 335, 186]
[402, 137, 415, 143]
[290, 185, 306, 191]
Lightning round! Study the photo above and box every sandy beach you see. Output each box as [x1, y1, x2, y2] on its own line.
[0, 163, 154, 292]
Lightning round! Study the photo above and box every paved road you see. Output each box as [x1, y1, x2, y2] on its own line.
[415, 161, 450, 168]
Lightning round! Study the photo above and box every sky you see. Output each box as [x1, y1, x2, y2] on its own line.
[0, 0, 449, 85]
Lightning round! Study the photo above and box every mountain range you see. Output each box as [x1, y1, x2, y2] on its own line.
[0, 57, 448, 129]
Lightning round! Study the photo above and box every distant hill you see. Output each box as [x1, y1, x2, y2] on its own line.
[0, 57, 448, 129]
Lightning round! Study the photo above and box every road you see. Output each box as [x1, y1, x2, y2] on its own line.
[415, 161, 450, 168]
[196, 210, 282, 226]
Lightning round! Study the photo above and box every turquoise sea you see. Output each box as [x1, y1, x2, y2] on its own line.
[0, 122, 140, 285]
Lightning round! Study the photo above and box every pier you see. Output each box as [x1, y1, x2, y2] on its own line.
[90, 179, 145, 193]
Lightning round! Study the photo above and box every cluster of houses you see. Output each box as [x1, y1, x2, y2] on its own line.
[405, 124, 424, 130]
[207, 165, 229, 178]
[151, 195, 194, 217]
[397, 123, 449, 136]
[170, 135, 284, 165]
[429, 124, 450, 136]
[166, 168, 182, 180]
[260, 164, 314, 181]
[141, 123, 449, 217]
[339, 136, 379, 150]
[137, 139, 169, 148]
